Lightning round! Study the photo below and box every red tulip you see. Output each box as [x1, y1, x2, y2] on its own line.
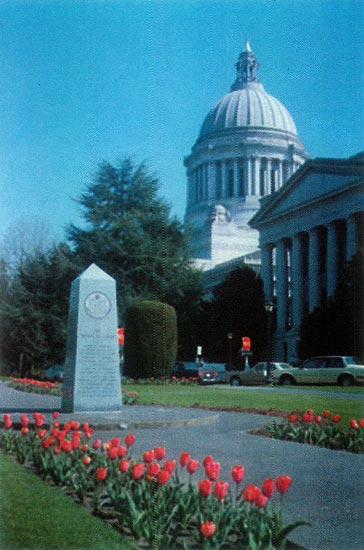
[242, 484, 261, 503]
[156, 470, 170, 485]
[96, 467, 107, 481]
[302, 413, 313, 423]
[262, 478, 275, 497]
[117, 445, 127, 458]
[146, 463, 161, 479]
[33, 413, 45, 427]
[163, 459, 177, 473]
[124, 433, 135, 447]
[61, 440, 73, 453]
[276, 475, 292, 493]
[21, 427, 29, 435]
[200, 522, 216, 538]
[214, 480, 229, 500]
[110, 437, 121, 448]
[198, 479, 212, 498]
[107, 446, 119, 460]
[52, 411, 60, 419]
[119, 459, 130, 473]
[202, 455, 214, 468]
[186, 459, 199, 474]
[315, 415, 322, 424]
[332, 414, 341, 423]
[359, 419, 364, 429]
[289, 414, 298, 423]
[179, 451, 191, 467]
[21, 414, 30, 427]
[350, 419, 359, 430]
[80, 444, 89, 452]
[82, 455, 91, 466]
[231, 465, 245, 483]
[154, 446, 166, 460]
[205, 461, 220, 481]
[3, 414, 12, 429]
[323, 410, 330, 418]
[143, 449, 155, 463]
[255, 493, 268, 508]
[53, 445, 61, 455]
[37, 429, 47, 438]
[92, 439, 101, 449]
[132, 463, 145, 481]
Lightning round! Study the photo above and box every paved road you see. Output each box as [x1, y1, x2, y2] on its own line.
[1, 382, 364, 550]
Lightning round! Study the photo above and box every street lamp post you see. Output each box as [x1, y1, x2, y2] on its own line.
[264, 302, 274, 381]
[227, 332, 233, 365]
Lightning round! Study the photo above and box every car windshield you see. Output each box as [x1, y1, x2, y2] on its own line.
[344, 357, 357, 366]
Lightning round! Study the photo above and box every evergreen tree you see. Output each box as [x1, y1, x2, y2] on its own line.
[188, 266, 268, 365]
[67, 158, 203, 321]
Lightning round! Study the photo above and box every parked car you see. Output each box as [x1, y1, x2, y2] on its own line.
[45, 364, 64, 382]
[224, 362, 293, 386]
[272, 356, 364, 386]
[198, 363, 234, 384]
[172, 362, 199, 379]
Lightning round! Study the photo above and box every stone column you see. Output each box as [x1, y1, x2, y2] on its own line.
[265, 159, 272, 194]
[278, 161, 283, 189]
[308, 227, 321, 311]
[253, 157, 260, 196]
[327, 221, 339, 298]
[261, 244, 274, 302]
[233, 159, 239, 197]
[276, 240, 289, 331]
[221, 161, 227, 198]
[207, 162, 216, 201]
[245, 158, 252, 195]
[346, 214, 357, 261]
[291, 233, 305, 328]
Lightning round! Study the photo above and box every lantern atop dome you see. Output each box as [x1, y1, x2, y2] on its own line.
[230, 39, 260, 91]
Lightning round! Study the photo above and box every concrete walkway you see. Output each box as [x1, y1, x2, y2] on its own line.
[1, 382, 364, 550]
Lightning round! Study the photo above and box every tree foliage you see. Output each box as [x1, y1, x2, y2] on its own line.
[67, 158, 202, 320]
[298, 251, 364, 361]
[179, 266, 268, 365]
[124, 301, 177, 379]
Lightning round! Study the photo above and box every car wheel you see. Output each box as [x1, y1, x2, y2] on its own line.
[230, 377, 241, 387]
[338, 375, 355, 387]
[279, 375, 295, 386]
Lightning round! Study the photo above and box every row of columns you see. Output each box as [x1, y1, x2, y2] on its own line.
[262, 213, 363, 333]
[187, 156, 300, 205]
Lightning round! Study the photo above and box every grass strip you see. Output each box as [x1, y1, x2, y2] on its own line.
[0, 452, 135, 550]
[125, 384, 364, 425]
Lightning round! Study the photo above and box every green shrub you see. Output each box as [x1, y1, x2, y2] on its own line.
[124, 300, 177, 379]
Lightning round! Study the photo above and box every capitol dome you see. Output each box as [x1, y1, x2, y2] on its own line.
[184, 40, 309, 268]
[199, 82, 298, 137]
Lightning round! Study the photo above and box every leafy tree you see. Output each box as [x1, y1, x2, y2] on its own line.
[124, 301, 177, 379]
[298, 251, 364, 361]
[186, 266, 268, 365]
[67, 158, 203, 322]
[0, 244, 76, 376]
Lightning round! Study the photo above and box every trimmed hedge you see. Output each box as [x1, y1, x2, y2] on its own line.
[124, 300, 177, 379]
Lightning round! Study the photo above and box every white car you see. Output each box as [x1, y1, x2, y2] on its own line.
[224, 362, 293, 386]
[273, 356, 364, 386]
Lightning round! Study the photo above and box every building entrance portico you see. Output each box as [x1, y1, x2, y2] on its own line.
[250, 153, 364, 360]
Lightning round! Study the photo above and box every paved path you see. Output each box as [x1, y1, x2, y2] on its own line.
[1, 382, 364, 550]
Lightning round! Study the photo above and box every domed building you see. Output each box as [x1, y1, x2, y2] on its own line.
[184, 40, 309, 269]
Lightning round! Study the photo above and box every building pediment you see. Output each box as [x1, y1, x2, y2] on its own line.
[250, 155, 364, 228]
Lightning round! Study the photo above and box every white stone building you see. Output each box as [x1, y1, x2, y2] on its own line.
[250, 152, 364, 360]
[184, 40, 309, 269]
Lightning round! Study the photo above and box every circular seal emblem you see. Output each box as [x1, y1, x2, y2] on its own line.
[84, 292, 111, 319]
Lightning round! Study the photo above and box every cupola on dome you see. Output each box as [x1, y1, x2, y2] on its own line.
[199, 40, 298, 137]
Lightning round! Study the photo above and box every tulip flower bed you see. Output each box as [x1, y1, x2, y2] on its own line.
[7, 378, 139, 405]
[267, 409, 364, 453]
[1, 412, 307, 549]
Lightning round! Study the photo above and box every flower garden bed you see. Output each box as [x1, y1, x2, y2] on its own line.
[1, 411, 308, 550]
[257, 409, 364, 453]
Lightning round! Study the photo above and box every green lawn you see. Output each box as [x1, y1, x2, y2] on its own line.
[126, 383, 364, 426]
[0, 452, 135, 550]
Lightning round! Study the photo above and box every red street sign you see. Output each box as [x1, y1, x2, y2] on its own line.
[117, 328, 125, 346]
[242, 337, 251, 351]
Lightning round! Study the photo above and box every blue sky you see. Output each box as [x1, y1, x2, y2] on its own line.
[0, 0, 363, 242]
